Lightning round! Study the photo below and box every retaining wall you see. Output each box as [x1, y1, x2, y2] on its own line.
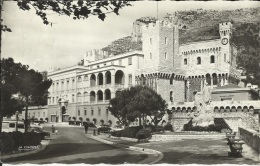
[239, 127, 260, 153]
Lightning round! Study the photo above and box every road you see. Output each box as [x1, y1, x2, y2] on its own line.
[3, 126, 148, 164]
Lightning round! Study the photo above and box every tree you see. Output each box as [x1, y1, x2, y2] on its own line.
[108, 86, 168, 128]
[126, 86, 168, 128]
[1, 0, 131, 31]
[0, 58, 52, 132]
[108, 86, 141, 126]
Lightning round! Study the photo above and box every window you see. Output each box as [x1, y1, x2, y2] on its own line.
[78, 110, 80, 116]
[90, 66, 93, 69]
[119, 59, 122, 66]
[97, 65, 100, 68]
[9, 123, 15, 128]
[128, 57, 132, 65]
[170, 77, 173, 85]
[150, 38, 152, 44]
[210, 55, 215, 63]
[170, 91, 173, 102]
[72, 94, 75, 102]
[91, 109, 94, 116]
[106, 109, 109, 115]
[164, 52, 167, 59]
[128, 74, 132, 85]
[184, 58, 187, 65]
[150, 53, 152, 59]
[43, 112, 45, 117]
[111, 61, 114, 65]
[224, 53, 226, 62]
[98, 108, 101, 116]
[29, 113, 30, 117]
[84, 110, 87, 116]
[38, 112, 40, 117]
[165, 37, 168, 44]
[104, 63, 106, 66]
[52, 97, 54, 104]
[197, 57, 201, 65]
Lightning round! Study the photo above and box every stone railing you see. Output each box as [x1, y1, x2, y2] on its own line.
[168, 100, 260, 110]
[239, 127, 260, 153]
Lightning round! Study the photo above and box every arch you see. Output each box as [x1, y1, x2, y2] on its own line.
[90, 74, 96, 86]
[86, 118, 90, 122]
[97, 90, 103, 101]
[214, 106, 219, 112]
[78, 76, 82, 82]
[97, 73, 103, 85]
[105, 71, 111, 84]
[108, 120, 112, 126]
[231, 106, 236, 112]
[83, 92, 88, 102]
[93, 118, 97, 124]
[90, 91, 96, 102]
[77, 92, 82, 102]
[210, 55, 215, 63]
[197, 57, 201, 65]
[249, 106, 254, 110]
[105, 89, 111, 100]
[182, 107, 186, 113]
[84, 75, 88, 81]
[206, 73, 211, 85]
[115, 70, 125, 85]
[212, 73, 218, 85]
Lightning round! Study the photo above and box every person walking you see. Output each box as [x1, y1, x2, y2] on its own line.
[51, 125, 55, 135]
[84, 122, 89, 134]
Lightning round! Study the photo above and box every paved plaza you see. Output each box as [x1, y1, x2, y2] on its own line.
[95, 133, 259, 164]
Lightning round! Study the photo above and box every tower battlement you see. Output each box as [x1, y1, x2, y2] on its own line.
[219, 22, 232, 30]
[142, 20, 174, 31]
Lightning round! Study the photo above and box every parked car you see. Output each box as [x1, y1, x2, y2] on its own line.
[87, 123, 98, 133]
[110, 125, 124, 132]
[2, 120, 25, 133]
[97, 125, 111, 133]
[29, 126, 50, 140]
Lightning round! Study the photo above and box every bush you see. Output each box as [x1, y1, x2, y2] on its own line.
[0, 132, 16, 154]
[0, 132, 42, 154]
[136, 129, 152, 140]
[9, 131, 24, 149]
[164, 124, 173, 132]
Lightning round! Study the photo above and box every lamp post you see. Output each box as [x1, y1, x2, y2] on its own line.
[15, 111, 19, 132]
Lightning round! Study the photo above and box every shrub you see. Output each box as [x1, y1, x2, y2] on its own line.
[9, 131, 24, 149]
[164, 123, 174, 132]
[136, 129, 152, 140]
[0, 132, 16, 154]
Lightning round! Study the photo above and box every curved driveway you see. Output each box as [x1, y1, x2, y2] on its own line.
[4, 127, 148, 164]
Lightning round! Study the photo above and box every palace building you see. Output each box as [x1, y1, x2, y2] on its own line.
[45, 19, 259, 129]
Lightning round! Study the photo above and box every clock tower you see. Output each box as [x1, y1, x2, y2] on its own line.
[219, 22, 232, 64]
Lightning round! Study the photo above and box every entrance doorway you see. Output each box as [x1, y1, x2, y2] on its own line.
[62, 115, 69, 122]
[51, 115, 57, 122]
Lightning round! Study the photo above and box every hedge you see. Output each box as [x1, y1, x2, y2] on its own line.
[136, 129, 152, 140]
[0, 132, 42, 154]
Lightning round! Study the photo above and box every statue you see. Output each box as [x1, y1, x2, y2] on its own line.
[191, 83, 214, 127]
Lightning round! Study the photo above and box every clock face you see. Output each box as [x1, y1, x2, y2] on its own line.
[221, 38, 228, 45]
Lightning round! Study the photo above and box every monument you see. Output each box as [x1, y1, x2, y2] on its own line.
[190, 83, 215, 127]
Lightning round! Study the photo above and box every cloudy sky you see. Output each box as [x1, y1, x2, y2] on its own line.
[2, 1, 260, 72]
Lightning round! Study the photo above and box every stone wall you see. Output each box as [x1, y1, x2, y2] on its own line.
[172, 117, 191, 132]
[239, 127, 260, 153]
[169, 111, 259, 132]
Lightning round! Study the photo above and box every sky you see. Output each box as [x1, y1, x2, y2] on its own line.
[2, 1, 260, 72]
